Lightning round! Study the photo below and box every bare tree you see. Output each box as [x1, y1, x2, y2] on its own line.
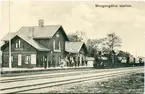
[86, 38, 106, 57]
[68, 31, 86, 42]
[100, 32, 122, 65]
[86, 39, 96, 57]
[105, 32, 122, 51]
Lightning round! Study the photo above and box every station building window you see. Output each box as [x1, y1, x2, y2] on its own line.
[25, 55, 31, 64]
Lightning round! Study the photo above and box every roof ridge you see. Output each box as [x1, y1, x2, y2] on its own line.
[9, 32, 15, 34]
[66, 41, 83, 43]
[21, 25, 62, 28]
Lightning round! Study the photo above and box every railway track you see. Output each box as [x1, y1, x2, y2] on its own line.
[1, 67, 140, 83]
[1, 70, 102, 83]
[0, 67, 143, 93]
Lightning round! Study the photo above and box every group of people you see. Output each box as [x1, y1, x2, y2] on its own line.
[59, 57, 87, 68]
[43, 56, 88, 69]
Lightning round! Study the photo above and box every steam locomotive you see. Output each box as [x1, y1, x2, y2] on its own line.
[93, 54, 144, 68]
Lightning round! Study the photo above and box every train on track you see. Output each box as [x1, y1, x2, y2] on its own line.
[93, 55, 144, 68]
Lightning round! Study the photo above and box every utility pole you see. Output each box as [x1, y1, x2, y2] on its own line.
[136, 47, 137, 58]
[8, 0, 11, 69]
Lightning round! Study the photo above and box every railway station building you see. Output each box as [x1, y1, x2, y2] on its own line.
[1, 20, 88, 68]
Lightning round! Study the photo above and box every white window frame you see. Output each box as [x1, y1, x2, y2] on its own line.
[18, 40, 21, 48]
[56, 34, 59, 37]
[31, 54, 36, 64]
[15, 40, 21, 48]
[59, 42, 61, 50]
[53, 40, 61, 52]
[16, 43, 18, 48]
[18, 54, 22, 66]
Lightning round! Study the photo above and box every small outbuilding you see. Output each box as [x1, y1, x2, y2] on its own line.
[86, 57, 95, 67]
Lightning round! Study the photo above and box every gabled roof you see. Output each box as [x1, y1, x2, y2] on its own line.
[1, 25, 66, 41]
[17, 35, 50, 51]
[1, 32, 16, 41]
[1, 35, 50, 51]
[65, 41, 87, 53]
[18, 25, 61, 38]
[1, 25, 69, 51]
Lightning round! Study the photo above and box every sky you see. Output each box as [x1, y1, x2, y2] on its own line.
[0, 0, 145, 57]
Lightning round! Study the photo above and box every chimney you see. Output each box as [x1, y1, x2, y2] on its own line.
[38, 19, 44, 27]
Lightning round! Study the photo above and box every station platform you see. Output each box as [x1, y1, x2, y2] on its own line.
[1, 66, 94, 74]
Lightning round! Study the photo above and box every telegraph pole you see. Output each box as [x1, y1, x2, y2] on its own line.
[9, 0, 12, 69]
[135, 45, 137, 61]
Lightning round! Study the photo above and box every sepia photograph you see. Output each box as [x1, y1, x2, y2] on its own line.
[0, 0, 144, 93]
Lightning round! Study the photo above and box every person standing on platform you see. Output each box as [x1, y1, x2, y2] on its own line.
[44, 58, 47, 69]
